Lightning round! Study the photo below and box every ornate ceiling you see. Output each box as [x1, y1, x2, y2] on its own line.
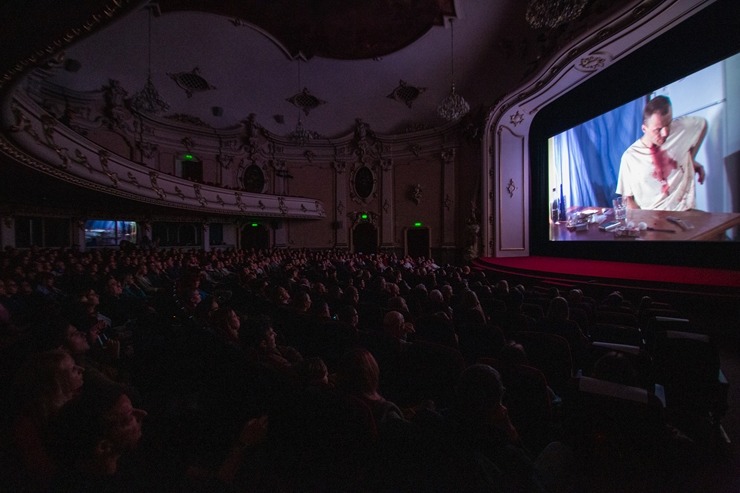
[1, 0, 633, 139]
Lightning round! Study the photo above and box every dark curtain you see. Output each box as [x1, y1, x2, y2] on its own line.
[553, 97, 644, 208]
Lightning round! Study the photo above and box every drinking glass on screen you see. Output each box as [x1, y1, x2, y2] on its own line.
[613, 197, 626, 221]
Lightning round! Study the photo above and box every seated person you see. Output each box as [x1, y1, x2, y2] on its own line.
[47, 383, 147, 491]
[7, 349, 84, 491]
[616, 95, 706, 211]
[241, 314, 303, 374]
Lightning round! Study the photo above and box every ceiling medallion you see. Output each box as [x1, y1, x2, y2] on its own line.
[167, 67, 216, 98]
[286, 87, 327, 116]
[387, 80, 426, 108]
[510, 111, 525, 126]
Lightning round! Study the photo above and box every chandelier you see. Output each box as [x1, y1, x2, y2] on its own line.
[437, 18, 469, 122]
[525, 0, 588, 29]
[130, 4, 169, 114]
[288, 116, 313, 147]
[286, 59, 317, 146]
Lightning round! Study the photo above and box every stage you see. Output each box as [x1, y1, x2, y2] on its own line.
[472, 256, 740, 300]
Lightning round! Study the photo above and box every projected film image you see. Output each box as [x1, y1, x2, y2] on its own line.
[547, 53, 740, 242]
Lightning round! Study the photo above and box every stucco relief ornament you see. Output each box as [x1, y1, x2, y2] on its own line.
[278, 197, 288, 215]
[510, 111, 525, 127]
[149, 171, 166, 199]
[181, 137, 195, 153]
[234, 192, 247, 212]
[174, 186, 186, 201]
[507, 179, 518, 197]
[464, 201, 481, 261]
[411, 184, 422, 205]
[127, 172, 141, 188]
[333, 161, 347, 174]
[578, 55, 607, 72]
[193, 184, 207, 207]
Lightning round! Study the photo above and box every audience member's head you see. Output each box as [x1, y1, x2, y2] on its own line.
[546, 296, 570, 321]
[295, 356, 329, 388]
[13, 348, 84, 419]
[499, 342, 529, 367]
[211, 306, 242, 344]
[49, 383, 146, 475]
[382, 310, 407, 340]
[336, 348, 381, 400]
[243, 314, 277, 352]
[454, 364, 506, 427]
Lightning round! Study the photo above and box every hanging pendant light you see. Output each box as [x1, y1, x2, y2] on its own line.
[436, 18, 469, 122]
[130, 4, 169, 115]
[287, 59, 316, 146]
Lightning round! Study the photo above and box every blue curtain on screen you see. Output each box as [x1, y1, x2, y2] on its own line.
[553, 97, 644, 208]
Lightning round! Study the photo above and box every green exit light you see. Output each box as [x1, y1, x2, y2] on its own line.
[414, 222, 423, 227]
[251, 223, 259, 227]
[183, 154, 194, 161]
[361, 214, 368, 220]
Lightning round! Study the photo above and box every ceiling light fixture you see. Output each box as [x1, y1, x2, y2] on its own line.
[287, 59, 316, 146]
[436, 18, 469, 122]
[130, 4, 169, 115]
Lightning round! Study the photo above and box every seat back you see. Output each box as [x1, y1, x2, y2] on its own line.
[643, 315, 691, 355]
[564, 376, 666, 474]
[513, 331, 573, 394]
[652, 329, 724, 413]
[594, 309, 638, 327]
[591, 322, 645, 347]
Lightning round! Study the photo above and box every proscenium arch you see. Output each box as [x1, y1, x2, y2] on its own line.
[481, 0, 720, 259]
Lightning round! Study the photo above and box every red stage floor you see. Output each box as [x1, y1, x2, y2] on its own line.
[473, 256, 740, 294]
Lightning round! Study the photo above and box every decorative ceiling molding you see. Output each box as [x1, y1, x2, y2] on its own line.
[167, 67, 216, 98]
[387, 80, 426, 108]
[158, 0, 456, 60]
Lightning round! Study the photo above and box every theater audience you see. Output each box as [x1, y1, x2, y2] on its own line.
[0, 245, 723, 491]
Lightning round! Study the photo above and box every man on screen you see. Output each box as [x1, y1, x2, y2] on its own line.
[616, 95, 707, 210]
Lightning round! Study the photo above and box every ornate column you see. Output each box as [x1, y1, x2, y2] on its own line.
[72, 218, 86, 251]
[333, 160, 349, 248]
[0, 216, 15, 249]
[201, 222, 210, 252]
[441, 148, 456, 247]
[380, 156, 394, 249]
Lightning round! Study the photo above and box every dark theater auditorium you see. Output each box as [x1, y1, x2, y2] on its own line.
[1, 0, 739, 491]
